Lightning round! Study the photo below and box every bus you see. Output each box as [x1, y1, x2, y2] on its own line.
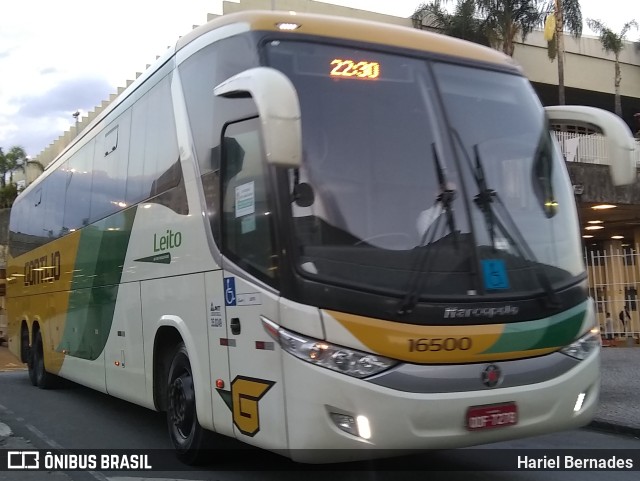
[6, 10, 637, 464]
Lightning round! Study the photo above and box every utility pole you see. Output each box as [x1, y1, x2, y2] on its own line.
[555, 0, 566, 105]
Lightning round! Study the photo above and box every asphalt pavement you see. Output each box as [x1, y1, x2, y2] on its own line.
[590, 343, 640, 437]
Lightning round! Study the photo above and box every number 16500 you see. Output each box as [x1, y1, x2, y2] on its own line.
[408, 337, 472, 352]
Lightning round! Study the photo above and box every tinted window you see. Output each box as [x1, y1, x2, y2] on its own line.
[90, 111, 130, 222]
[64, 140, 95, 231]
[42, 163, 68, 238]
[179, 34, 259, 245]
[221, 119, 278, 284]
[127, 74, 180, 205]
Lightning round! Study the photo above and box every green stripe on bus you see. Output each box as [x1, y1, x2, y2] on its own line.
[57, 208, 137, 360]
[480, 303, 586, 354]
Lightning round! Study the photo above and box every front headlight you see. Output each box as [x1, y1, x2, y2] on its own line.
[560, 328, 601, 360]
[261, 316, 397, 378]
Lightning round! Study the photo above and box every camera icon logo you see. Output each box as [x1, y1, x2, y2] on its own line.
[7, 451, 40, 469]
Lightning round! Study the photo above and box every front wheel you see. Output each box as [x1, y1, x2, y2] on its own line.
[166, 343, 212, 465]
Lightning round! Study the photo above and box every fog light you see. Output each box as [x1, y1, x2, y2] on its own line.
[330, 413, 358, 436]
[574, 392, 586, 412]
[356, 415, 371, 440]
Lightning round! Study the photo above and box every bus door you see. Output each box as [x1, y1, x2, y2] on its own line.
[219, 118, 287, 450]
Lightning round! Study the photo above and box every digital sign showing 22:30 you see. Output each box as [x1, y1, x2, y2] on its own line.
[330, 59, 380, 79]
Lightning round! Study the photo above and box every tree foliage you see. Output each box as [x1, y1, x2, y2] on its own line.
[587, 19, 638, 57]
[0, 183, 18, 208]
[413, 1, 545, 56]
[586, 18, 638, 116]
[542, 0, 582, 104]
[476, 0, 544, 56]
[412, 0, 491, 47]
[544, 0, 582, 61]
[0, 145, 27, 188]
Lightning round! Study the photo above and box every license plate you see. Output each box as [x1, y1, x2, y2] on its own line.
[466, 402, 518, 431]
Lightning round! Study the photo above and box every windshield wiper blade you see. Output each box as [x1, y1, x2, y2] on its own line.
[396, 144, 457, 316]
[472, 144, 497, 249]
[434, 144, 458, 243]
[467, 139, 560, 307]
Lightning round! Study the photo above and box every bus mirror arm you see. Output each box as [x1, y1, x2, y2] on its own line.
[214, 67, 302, 168]
[545, 105, 637, 186]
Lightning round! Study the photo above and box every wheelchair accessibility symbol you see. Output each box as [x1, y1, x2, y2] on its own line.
[224, 277, 237, 306]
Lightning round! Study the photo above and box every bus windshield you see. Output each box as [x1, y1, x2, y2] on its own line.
[265, 40, 583, 300]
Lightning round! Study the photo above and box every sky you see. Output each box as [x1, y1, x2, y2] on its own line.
[0, 0, 634, 158]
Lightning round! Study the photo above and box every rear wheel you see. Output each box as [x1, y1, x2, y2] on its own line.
[166, 343, 212, 465]
[32, 331, 60, 389]
[24, 328, 37, 386]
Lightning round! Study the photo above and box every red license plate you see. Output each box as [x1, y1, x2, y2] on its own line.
[466, 402, 518, 431]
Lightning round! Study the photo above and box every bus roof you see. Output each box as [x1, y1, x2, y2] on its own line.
[176, 10, 516, 69]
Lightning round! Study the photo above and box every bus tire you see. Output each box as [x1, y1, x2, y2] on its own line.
[24, 328, 37, 386]
[166, 343, 212, 465]
[27, 349, 37, 386]
[32, 331, 60, 389]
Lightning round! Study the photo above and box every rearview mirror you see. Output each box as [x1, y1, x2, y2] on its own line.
[214, 67, 302, 168]
[545, 105, 636, 186]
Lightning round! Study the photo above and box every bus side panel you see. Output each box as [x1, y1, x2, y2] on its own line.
[56, 348, 107, 393]
[141, 273, 214, 430]
[203, 270, 233, 437]
[6, 230, 83, 361]
[222, 276, 288, 451]
[104, 281, 149, 407]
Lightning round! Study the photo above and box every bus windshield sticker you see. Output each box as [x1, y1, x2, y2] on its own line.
[241, 214, 256, 233]
[236, 292, 261, 306]
[235, 181, 255, 218]
[481, 259, 510, 290]
[210, 302, 223, 328]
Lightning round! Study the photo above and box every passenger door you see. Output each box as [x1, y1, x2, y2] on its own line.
[219, 118, 287, 451]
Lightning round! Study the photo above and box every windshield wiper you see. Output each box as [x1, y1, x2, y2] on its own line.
[434, 145, 458, 242]
[460, 133, 560, 307]
[396, 144, 458, 315]
[472, 144, 497, 249]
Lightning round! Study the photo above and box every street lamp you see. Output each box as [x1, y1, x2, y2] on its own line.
[72, 110, 80, 133]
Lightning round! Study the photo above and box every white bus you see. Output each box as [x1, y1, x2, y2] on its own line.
[6, 10, 637, 464]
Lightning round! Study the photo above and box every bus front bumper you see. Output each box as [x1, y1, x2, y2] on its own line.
[281, 349, 599, 463]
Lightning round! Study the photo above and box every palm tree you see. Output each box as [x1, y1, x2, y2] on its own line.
[412, 0, 491, 47]
[545, 0, 582, 105]
[476, 0, 544, 56]
[0, 146, 27, 188]
[587, 19, 638, 117]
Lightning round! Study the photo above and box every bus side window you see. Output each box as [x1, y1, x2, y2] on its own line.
[220, 118, 278, 285]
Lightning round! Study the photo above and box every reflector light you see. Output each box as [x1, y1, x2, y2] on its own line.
[276, 22, 300, 30]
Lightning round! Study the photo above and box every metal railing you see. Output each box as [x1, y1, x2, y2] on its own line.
[553, 132, 640, 167]
[585, 245, 640, 345]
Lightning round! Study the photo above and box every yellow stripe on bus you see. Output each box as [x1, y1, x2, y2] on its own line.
[6, 231, 83, 373]
[324, 310, 558, 364]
